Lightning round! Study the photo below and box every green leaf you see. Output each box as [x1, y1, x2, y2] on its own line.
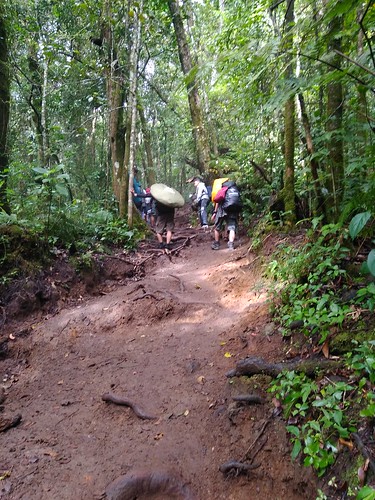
[368, 250, 375, 277]
[349, 212, 372, 239]
[32, 166, 49, 175]
[291, 439, 302, 460]
[356, 485, 375, 500]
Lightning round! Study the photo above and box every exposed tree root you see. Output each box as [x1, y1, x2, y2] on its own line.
[226, 355, 342, 378]
[101, 393, 157, 420]
[232, 394, 264, 405]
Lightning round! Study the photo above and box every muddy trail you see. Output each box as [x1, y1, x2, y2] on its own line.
[0, 210, 317, 499]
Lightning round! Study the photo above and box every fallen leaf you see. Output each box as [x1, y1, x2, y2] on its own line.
[358, 466, 366, 486]
[0, 471, 11, 481]
[197, 376, 205, 384]
[194, 284, 201, 289]
[220, 341, 226, 346]
[322, 340, 330, 359]
[224, 352, 232, 358]
[338, 438, 353, 450]
[154, 432, 164, 440]
[183, 409, 189, 416]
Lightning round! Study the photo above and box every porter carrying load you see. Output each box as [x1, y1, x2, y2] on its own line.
[150, 183, 185, 208]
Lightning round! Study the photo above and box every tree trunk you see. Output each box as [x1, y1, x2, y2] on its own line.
[167, 0, 211, 176]
[138, 101, 156, 186]
[125, 0, 142, 225]
[0, 8, 10, 213]
[325, 3, 344, 223]
[283, 0, 296, 226]
[28, 46, 46, 166]
[102, 0, 126, 204]
[298, 93, 325, 218]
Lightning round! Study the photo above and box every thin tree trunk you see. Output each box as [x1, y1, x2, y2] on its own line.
[138, 101, 156, 186]
[325, 2, 344, 223]
[167, 0, 211, 176]
[0, 7, 10, 213]
[298, 93, 325, 218]
[125, 0, 142, 224]
[28, 46, 45, 166]
[283, 0, 296, 226]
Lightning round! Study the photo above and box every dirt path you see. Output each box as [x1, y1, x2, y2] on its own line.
[0, 222, 317, 499]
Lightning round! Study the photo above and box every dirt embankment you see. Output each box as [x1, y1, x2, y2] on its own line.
[0, 218, 318, 499]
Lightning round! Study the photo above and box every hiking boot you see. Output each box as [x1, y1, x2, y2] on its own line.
[201, 225, 208, 229]
[211, 241, 220, 250]
[227, 241, 234, 250]
[165, 243, 173, 250]
[158, 242, 165, 249]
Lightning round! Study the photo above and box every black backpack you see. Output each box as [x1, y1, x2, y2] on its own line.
[221, 181, 242, 212]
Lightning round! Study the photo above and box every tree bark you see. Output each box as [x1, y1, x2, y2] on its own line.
[138, 101, 156, 186]
[325, 2, 344, 223]
[0, 7, 10, 213]
[298, 93, 325, 218]
[125, 0, 142, 224]
[283, 0, 296, 227]
[102, 0, 126, 204]
[167, 0, 211, 176]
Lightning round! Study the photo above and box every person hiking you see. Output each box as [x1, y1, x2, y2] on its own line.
[131, 185, 179, 250]
[193, 177, 210, 228]
[211, 179, 242, 251]
[142, 187, 154, 226]
[152, 199, 175, 249]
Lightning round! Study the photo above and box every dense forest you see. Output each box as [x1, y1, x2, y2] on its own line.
[0, 0, 374, 497]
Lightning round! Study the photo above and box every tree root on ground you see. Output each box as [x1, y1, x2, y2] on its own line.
[226, 355, 342, 378]
[101, 392, 157, 420]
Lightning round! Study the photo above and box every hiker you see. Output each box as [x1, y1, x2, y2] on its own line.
[142, 187, 154, 226]
[192, 177, 210, 228]
[131, 185, 178, 250]
[211, 180, 242, 251]
[132, 168, 143, 214]
[153, 199, 175, 249]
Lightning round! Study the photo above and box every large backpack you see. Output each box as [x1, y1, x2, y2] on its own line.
[221, 181, 242, 212]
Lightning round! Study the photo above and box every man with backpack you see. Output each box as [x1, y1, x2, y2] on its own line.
[192, 177, 210, 228]
[211, 179, 242, 250]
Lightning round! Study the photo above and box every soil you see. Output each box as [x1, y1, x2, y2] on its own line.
[0, 208, 319, 499]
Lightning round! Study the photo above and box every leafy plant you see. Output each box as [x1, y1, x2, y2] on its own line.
[270, 372, 356, 477]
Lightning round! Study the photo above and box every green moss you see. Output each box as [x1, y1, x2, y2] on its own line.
[330, 328, 374, 354]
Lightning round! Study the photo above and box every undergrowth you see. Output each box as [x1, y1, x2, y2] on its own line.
[261, 214, 375, 498]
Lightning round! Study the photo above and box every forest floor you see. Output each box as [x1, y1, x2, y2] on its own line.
[0, 207, 321, 500]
